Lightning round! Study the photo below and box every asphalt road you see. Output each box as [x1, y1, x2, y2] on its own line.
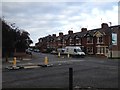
[2, 52, 119, 89]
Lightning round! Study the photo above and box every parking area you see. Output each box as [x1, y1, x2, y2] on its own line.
[2, 52, 119, 89]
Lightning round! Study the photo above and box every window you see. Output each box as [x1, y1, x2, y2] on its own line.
[66, 48, 68, 52]
[69, 38, 72, 43]
[74, 49, 82, 53]
[97, 47, 104, 54]
[62, 39, 64, 43]
[97, 47, 100, 54]
[97, 37, 103, 44]
[101, 47, 104, 54]
[62, 49, 65, 53]
[62, 39, 64, 45]
[87, 37, 93, 43]
[65, 41, 66, 43]
[76, 37, 79, 40]
[69, 37, 73, 45]
[51, 39, 55, 42]
[106, 47, 108, 53]
[57, 37, 61, 40]
[47, 42, 50, 48]
[76, 39, 81, 45]
[74, 49, 77, 53]
[87, 47, 93, 54]
[40, 39, 42, 42]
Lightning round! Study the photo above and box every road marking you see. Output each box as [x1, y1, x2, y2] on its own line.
[23, 58, 32, 60]
[8, 60, 20, 63]
[70, 60, 84, 62]
[27, 63, 33, 65]
[24, 66, 40, 69]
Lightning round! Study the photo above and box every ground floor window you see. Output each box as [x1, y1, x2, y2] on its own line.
[96, 46, 108, 55]
[97, 47, 100, 54]
[101, 47, 104, 54]
[87, 47, 93, 54]
[106, 47, 108, 53]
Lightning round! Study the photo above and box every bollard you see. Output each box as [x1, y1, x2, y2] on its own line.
[69, 68, 73, 90]
[44, 56, 48, 65]
[58, 52, 60, 58]
[5, 57, 23, 70]
[67, 53, 70, 58]
[13, 57, 17, 67]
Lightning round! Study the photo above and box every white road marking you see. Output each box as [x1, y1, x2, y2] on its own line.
[24, 66, 40, 69]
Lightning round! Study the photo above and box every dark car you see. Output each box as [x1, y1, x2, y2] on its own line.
[26, 49, 32, 55]
[34, 49, 40, 52]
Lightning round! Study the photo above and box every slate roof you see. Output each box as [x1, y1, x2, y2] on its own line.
[38, 25, 120, 42]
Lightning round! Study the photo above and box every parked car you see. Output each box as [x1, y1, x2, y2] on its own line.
[25, 49, 32, 55]
[34, 49, 40, 52]
[57, 48, 65, 55]
[51, 50, 57, 54]
[64, 46, 85, 57]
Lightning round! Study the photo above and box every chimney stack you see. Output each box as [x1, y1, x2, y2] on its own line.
[68, 30, 73, 35]
[52, 34, 56, 37]
[59, 32, 63, 37]
[101, 23, 108, 29]
[81, 28, 87, 32]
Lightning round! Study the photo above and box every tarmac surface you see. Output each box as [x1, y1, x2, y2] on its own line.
[2, 52, 119, 90]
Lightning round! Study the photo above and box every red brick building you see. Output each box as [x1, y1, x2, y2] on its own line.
[36, 23, 120, 58]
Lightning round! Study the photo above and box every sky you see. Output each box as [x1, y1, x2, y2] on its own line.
[1, 0, 119, 46]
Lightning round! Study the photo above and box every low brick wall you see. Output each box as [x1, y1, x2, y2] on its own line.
[14, 52, 32, 60]
[107, 51, 120, 59]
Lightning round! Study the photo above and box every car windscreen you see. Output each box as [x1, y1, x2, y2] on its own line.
[74, 49, 82, 52]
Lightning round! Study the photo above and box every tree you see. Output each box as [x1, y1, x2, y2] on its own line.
[2, 18, 33, 61]
[15, 30, 33, 52]
[2, 18, 16, 60]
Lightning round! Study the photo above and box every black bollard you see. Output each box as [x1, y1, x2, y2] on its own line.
[69, 68, 73, 90]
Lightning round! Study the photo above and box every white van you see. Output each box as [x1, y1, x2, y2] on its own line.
[64, 46, 85, 57]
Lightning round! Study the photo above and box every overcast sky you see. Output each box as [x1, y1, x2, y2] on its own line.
[1, 0, 119, 46]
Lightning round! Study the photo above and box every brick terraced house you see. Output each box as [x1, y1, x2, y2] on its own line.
[36, 23, 120, 58]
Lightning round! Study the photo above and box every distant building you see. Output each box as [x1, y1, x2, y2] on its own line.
[36, 23, 120, 58]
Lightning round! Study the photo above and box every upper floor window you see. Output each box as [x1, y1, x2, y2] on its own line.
[69, 38, 72, 43]
[97, 37, 103, 44]
[76, 39, 81, 45]
[50, 40, 53, 42]
[87, 37, 93, 43]
[57, 37, 61, 40]
[53, 40, 56, 42]
[62, 39, 65, 45]
[75, 37, 79, 40]
[39, 39, 42, 42]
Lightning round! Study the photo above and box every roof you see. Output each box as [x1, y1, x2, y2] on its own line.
[38, 25, 120, 41]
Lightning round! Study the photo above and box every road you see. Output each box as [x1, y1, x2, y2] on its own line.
[2, 52, 119, 89]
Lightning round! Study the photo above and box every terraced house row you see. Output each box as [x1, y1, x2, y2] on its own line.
[36, 23, 120, 58]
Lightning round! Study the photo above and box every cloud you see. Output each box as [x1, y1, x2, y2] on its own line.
[2, 1, 118, 46]
[2, 0, 119, 2]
